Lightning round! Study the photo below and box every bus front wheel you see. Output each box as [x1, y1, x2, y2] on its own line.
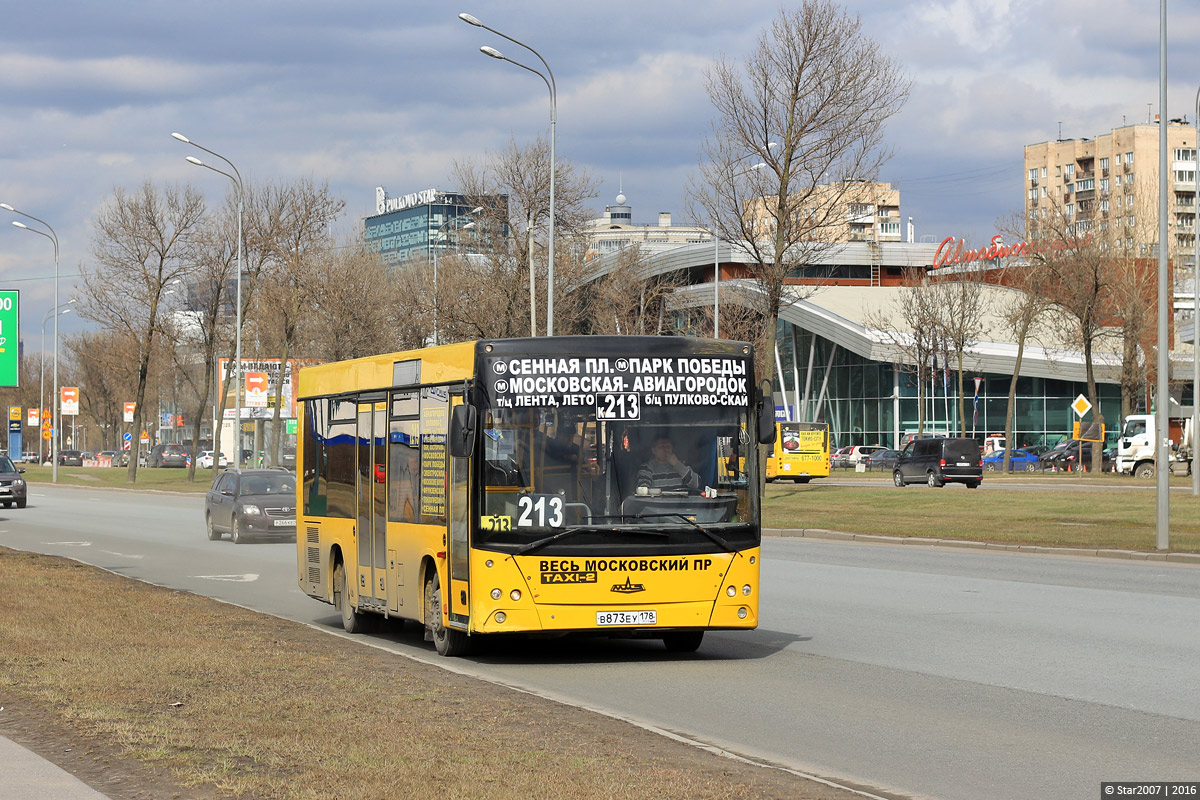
[663, 631, 704, 653]
[425, 572, 470, 657]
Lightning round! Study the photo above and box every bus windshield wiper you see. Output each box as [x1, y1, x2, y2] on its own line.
[628, 513, 734, 553]
[514, 525, 668, 555]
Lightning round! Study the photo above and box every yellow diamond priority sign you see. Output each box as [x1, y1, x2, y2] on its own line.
[1071, 394, 1092, 417]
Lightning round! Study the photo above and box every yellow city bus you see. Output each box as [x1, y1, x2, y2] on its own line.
[296, 336, 774, 656]
[765, 421, 830, 483]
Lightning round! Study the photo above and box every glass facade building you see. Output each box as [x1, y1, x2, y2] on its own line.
[774, 321, 1123, 450]
[364, 188, 507, 268]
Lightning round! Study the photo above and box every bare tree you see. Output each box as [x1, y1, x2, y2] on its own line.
[252, 178, 345, 466]
[865, 274, 942, 438]
[689, 0, 908, 385]
[451, 136, 598, 338]
[164, 206, 238, 481]
[928, 275, 987, 436]
[81, 181, 206, 482]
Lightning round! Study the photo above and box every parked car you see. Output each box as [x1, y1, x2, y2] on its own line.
[830, 446, 853, 468]
[862, 448, 901, 471]
[148, 443, 188, 468]
[893, 437, 982, 488]
[96, 450, 119, 465]
[982, 448, 1042, 472]
[197, 450, 228, 470]
[21, 452, 38, 464]
[280, 447, 296, 469]
[0, 454, 28, 508]
[1058, 441, 1112, 473]
[58, 449, 83, 466]
[204, 468, 297, 544]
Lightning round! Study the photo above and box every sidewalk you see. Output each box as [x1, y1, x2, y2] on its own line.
[0, 736, 110, 800]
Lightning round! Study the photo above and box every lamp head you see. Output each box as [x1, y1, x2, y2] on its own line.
[171, 132, 191, 143]
[470, 205, 484, 214]
[481, 45, 504, 60]
[12, 221, 28, 229]
[459, 12, 483, 26]
[0, 203, 13, 211]
[186, 156, 204, 166]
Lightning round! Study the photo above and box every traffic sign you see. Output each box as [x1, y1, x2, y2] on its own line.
[123, 432, 132, 443]
[1071, 394, 1092, 417]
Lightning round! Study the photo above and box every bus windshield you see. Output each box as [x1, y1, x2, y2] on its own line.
[475, 350, 756, 553]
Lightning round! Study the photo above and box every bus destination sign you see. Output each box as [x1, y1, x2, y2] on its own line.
[483, 355, 751, 414]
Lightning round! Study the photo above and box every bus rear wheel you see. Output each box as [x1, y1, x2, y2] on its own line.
[425, 572, 470, 657]
[334, 562, 377, 634]
[663, 631, 704, 653]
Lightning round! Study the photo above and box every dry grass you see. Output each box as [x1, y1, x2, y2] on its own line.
[0, 548, 851, 800]
[764, 476, 1200, 552]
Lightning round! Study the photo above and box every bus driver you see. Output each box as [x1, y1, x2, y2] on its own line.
[637, 436, 700, 492]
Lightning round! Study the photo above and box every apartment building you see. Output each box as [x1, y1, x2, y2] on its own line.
[744, 181, 903, 244]
[1023, 120, 1198, 268]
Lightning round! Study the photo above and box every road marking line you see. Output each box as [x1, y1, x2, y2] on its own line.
[193, 574, 259, 582]
[101, 551, 145, 559]
[46, 541, 92, 546]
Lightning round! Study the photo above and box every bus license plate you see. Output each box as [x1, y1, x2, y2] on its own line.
[273, 519, 296, 527]
[596, 610, 656, 626]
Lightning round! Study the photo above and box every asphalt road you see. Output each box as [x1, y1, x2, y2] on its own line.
[5, 484, 1199, 800]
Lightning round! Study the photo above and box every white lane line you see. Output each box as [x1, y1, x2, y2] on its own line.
[45, 541, 92, 546]
[193, 574, 259, 582]
[101, 551, 145, 559]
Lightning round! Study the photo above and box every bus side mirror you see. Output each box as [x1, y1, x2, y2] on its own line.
[449, 405, 477, 458]
[756, 381, 776, 445]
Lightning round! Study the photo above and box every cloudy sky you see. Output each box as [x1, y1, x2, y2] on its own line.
[3, 0, 1200, 340]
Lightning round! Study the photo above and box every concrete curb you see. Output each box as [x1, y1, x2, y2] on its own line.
[765, 527, 1200, 565]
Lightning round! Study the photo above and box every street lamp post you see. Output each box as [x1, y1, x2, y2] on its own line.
[172, 133, 245, 468]
[460, 12, 557, 335]
[1193, 85, 1199, 496]
[2, 204, 61, 482]
[39, 303, 73, 465]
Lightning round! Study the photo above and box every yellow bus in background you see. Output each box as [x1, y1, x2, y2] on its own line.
[765, 421, 830, 483]
[296, 336, 774, 656]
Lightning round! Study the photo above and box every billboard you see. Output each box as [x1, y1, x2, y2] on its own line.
[0, 291, 18, 388]
[217, 358, 320, 420]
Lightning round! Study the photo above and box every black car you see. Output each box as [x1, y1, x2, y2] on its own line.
[149, 443, 188, 468]
[0, 455, 29, 508]
[204, 468, 297, 544]
[893, 437, 982, 488]
[58, 449, 83, 466]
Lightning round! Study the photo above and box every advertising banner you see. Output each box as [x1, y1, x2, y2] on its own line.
[217, 358, 319, 420]
[124, 402, 136, 423]
[0, 291, 18, 388]
[245, 372, 269, 408]
[61, 386, 79, 416]
[27, 407, 39, 427]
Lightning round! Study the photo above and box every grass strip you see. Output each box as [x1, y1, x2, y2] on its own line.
[763, 480, 1200, 552]
[0, 548, 852, 800]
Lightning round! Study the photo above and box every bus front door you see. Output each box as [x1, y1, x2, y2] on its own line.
[357, 399, 388, 610]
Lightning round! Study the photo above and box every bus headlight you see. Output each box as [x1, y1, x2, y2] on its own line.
[726, 586, 736, 597]
[742, 584, 752, 596]
[510, 589, 522, 602]
[495, 612, 507, 623]
[738, 607, 748, 619]
[491, 588, 502, 600]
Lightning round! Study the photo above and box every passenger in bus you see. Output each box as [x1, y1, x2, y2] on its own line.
[637, 436, 700, 492]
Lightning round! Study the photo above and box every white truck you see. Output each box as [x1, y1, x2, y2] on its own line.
[1115, 412, 1195, 478]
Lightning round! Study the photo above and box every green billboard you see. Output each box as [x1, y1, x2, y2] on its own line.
[0, 291, 17, 388]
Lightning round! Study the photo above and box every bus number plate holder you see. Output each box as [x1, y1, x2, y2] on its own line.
[596, 610, 656, 626]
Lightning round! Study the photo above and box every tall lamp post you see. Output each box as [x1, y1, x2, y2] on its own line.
[2, 204, 61, 482]
[171, 133, 245, 468]
[39, 303, 73, 465]
[460, 12, 557, 335]
[1193, 85, 1199, 497]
